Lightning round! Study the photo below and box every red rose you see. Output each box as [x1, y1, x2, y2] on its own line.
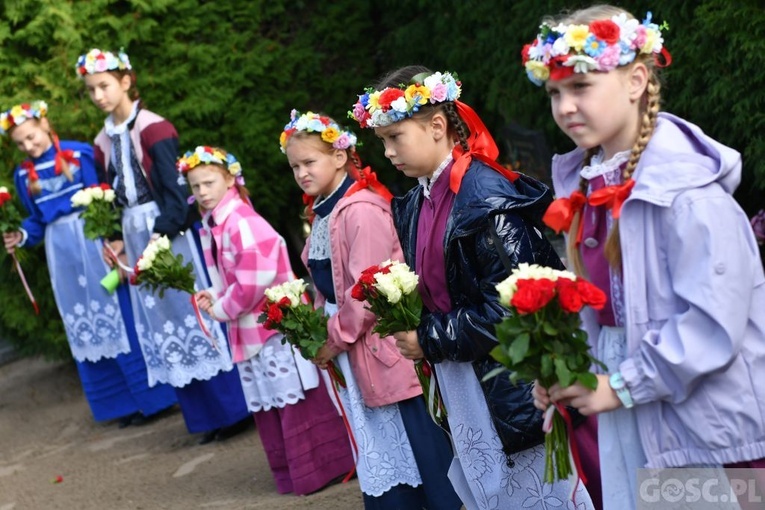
[277, 296, 291, 308]
[100, 183, 111, 190]
[351, 283, 366, 301]
[510, 278, 556, 314]
[420, 360, 431, 377]
[549, 56, 574, 81]
[576, 280, 607, 310]
[589, 20, 620, 44]
[0, 191, 10, 205]
[267, 302, 284, 324]
[359, 271, 376, 286]
[556, 278, 584, 313]
[378, 88, 405, 111]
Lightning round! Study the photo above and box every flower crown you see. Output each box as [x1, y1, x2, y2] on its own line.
[176, 146, 242, 177]
[350, 71, 461, 129]
[280, 110, 358, 154]
[75, 48, 132, 78]
[0, 101, 48, 136]
[522, 12, 667, 86]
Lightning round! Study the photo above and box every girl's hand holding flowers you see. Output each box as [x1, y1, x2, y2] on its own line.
[491, 263, 607, 486]
[393, 330, 423, 360]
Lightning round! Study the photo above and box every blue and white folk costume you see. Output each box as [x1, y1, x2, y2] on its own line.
[93, 102, 248, 433]
[14, 140, 176, 422]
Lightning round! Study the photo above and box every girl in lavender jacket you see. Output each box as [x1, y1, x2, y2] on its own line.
[282, 111, 461, 509]
[185, 146, 353, 495]
[526, 5, 765, 509]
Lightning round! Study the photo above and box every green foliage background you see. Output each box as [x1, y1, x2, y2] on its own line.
[1, 0, 763, 358]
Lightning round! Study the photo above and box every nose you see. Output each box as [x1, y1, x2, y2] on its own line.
[23, 140, 36, 153]
[557, 91, 576, 116]
[92, 88, 103, 102]
[383, 143, 395, 160]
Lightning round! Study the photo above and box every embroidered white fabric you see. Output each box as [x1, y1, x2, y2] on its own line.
[122, 202, 234, 387]
[322, 302, 423, 497]
[236, 333, 306, 413]
[45, 214, 131, 362]
[579, 149, 630, 181]
[418, 154, 453, 199]
[436, 360, 594, 510]
[307, 213, 331, 261]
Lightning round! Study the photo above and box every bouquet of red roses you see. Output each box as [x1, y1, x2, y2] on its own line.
[0, 185, 38, 313]
[352, 259, 446, 425]
[258, 278, 344, 385]
[489, 263, 606, 488]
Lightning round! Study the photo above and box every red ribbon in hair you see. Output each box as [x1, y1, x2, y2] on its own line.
[587, 178, 635, 219]
[346, 164, 393, 202]
[542, 190, 587, 246]
[302, 193, 317, 225]
[656, 47, 673, 68]
[450, 100, 519, 193]
[52, 133, 78, 176]
[21, 160, 39, 193]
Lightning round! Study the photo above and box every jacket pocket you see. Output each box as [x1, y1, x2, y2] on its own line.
[364, 335, 402, 368]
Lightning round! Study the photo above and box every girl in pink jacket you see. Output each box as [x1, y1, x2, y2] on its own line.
[182, 146, 354, 495]
[281, 111, 461, 510]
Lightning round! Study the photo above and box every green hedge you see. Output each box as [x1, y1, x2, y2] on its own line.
[1, 0, 763, 358]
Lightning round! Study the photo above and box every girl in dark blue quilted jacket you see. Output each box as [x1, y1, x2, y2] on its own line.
[350, 66, 596, 509]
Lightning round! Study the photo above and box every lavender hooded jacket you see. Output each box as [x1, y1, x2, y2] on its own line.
[552, 112, 765, 468]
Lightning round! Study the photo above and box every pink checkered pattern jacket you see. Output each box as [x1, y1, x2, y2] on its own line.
[201, 188, 294, 363]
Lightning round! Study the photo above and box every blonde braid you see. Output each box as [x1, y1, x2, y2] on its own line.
[603, 73, 662, 268]
[566, 147, 599, 277]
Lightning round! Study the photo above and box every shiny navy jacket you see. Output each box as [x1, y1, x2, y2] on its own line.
[391, 159, 564, 460]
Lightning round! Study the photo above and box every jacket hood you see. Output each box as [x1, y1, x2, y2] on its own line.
[453, 159, 553, 233]
[552, 112, 742, 206]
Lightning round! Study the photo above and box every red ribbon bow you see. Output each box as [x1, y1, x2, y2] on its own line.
[450, 100, 519, 193]
[542, 191, 586, 246]
[52, 133, 78, 176]
[346, 165, 393, 202]
[587, 178, 635, 219]
[21, 160, 39, 193]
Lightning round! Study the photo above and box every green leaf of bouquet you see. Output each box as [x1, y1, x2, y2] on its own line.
[542, 321, 559, 336]
[554, 358, 573, 387]
[489, 344, 512, 366]
[576, 371, 598, 390]
[541, 354, 553, 379]
[508, 332, 530, 364]
[481, 365, 508, 382]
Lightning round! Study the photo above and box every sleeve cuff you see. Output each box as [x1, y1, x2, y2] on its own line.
[211, 300, 231, 322]
[18, 228, 28, 248]
[619, 356, 652, 405]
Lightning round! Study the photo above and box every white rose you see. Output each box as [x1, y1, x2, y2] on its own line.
[76, 189, 93, 206]
[154, 235, 171, 251]
[90, 187, 105, 200]
[137, 256, 153, 271]
[103, 189, 115, 202]
[374, 273, 402, 304]
[71, 190, 86, 207]
[423, 72, 443, 90]
[495, 276, 518, 305]
[0, 186, 8, 194]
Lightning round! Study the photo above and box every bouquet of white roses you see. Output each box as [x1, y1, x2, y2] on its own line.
[352, 259, 446, 425]
[71, 184, 121, 240]
[129, 236, 196, 298]
[258, 279, 345, 385]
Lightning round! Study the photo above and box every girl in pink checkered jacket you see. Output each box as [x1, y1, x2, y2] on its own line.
[181, 146, 354, 495]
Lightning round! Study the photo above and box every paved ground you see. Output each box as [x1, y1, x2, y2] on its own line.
[0, 356, 363, 510]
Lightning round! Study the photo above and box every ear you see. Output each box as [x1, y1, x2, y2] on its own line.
[39, 117, 51, 134]
[224, 173, 237, 188]
[120, 73, 133, 92]
[430, 111, 449, 142]
[332, 148, 348, 170]
[628, 63, 649, 102]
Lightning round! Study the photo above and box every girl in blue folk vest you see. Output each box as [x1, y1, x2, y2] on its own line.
[1, 100, 176, 426]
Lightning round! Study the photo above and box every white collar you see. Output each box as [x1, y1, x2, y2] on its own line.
[105, 100, 140, 137]
[419, 154, 453, 199]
